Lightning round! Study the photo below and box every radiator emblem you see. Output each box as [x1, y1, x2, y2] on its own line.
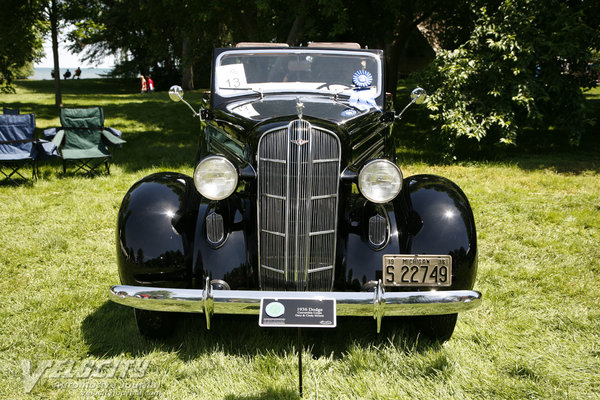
[291, 138, 309, 146]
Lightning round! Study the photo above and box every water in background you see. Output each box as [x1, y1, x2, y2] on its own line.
[30, 67, 113, 80]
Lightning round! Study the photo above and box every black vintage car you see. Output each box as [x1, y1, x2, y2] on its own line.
[110, 42, 481, 340]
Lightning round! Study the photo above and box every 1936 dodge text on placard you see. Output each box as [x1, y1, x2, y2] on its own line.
[259, 298, 336, 328]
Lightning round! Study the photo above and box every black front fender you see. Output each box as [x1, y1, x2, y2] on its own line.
[400, 174, 478, 290]
[117, 173, 200, 287]
[336, 174, 477, 291]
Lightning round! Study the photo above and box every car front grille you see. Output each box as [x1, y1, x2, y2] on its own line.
[257, 120, 341, 291]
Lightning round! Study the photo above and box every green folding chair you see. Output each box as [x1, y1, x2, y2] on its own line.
[52, 107, 125, 175]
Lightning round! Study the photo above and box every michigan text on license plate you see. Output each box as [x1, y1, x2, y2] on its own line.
[382, 255, 452, 287]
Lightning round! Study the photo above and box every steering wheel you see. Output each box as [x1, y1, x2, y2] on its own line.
[317, 83, 353, 90]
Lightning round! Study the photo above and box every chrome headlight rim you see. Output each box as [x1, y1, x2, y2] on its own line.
[193, 156, 238, 200]
[358, 159, 403, 204]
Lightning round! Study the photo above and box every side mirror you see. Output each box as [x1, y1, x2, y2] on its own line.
[169, 85, 184, 102]
[393, 87, 428, 121]
[168, 84, 207, 119]
[410, 87, 427, 105]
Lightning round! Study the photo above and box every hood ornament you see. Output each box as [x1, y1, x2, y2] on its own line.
[296, 97, 304, 119]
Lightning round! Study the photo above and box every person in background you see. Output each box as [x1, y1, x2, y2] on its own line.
[74, 67, 82, 79]
[147, 75, 155, 92]
[140, 75, 147, 93]
[63, 69, 71, 79]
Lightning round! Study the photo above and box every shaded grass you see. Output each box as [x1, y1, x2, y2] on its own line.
[0, 80, 599, 399]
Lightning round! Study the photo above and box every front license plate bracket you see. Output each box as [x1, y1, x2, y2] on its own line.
[382, 254, 452, 287]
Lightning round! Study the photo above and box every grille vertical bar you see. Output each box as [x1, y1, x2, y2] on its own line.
[258, 120, 340, 291]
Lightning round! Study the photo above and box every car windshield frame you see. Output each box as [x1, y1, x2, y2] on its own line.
[213, 48, 384, 101]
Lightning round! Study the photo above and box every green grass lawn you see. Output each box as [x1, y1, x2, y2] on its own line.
[0, 80, 599, 399]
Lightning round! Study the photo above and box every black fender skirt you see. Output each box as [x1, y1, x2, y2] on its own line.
[337, 174, 477, 291]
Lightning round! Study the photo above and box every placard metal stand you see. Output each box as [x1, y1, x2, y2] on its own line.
[298, 328, 303, 397]
[258, 297, 336, 397]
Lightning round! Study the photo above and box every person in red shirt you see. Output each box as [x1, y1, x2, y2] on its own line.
[147, 75, 155, 92]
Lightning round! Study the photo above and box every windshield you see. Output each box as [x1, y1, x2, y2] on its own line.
[214, 49, 382, 100]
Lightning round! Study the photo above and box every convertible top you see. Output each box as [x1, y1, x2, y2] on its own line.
[235, 42, 362, 49]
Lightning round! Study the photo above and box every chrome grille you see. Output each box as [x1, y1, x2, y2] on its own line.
[258, 120, 341, 291]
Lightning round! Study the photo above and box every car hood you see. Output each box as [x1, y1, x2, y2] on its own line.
[221, 94, 381, 125]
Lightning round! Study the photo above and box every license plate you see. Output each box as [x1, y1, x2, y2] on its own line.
[382, 255, 452, 287]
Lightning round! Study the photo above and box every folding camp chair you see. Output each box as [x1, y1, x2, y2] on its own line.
[0, 113, 56, 184]
[51, 107, 125, 175]
[3, 107, 20, 115]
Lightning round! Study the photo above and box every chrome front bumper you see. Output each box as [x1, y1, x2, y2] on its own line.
[110, 279, 481, 332]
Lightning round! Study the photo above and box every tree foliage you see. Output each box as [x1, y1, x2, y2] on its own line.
[4, 0, 599, 152]
[0, 1, 46, 92]
[417, 0, 599, 154]
[63, 0, 464, 92]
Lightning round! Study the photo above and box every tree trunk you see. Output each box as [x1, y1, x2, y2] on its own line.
[385, 22, 413, 100]
[50, 0, 61, 107]
[181, 35, 194, 90]
[286, 1, 307, 46]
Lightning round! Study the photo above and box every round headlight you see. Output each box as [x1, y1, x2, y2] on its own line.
[193, 156, 238, 200]
[358, 159, 403, 203]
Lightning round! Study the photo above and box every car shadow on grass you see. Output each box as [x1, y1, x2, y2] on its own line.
[223, 387, 301, 400]
[82, 301, 444, 360]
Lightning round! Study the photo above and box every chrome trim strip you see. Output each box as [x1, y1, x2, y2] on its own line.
[110, 284, 482, 333]
[259, 157, 287, 164]
[303, 120, 314, 286]
[312, 194, 337, 200]
[352, 137, 385, 167]
[352, 128, 383, 151]
[261, 264, 285, 274]
[263, 193, 287, 200]
[285, 124, 291, 282]
[313, 158, 339, 164]
[262, 229, 285, 237]
[293, 120, 305, 284]
[307, 265, 334, 273]
[309, 229, 335, 236]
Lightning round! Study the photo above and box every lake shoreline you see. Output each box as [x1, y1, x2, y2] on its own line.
[30, 67, 114, 80]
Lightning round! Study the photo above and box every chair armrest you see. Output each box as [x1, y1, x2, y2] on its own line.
[34, 139, 60, 159]
[105, 127, 123, 138]
[51, 129, 65, 148]
[102, 129, 126, 145]
[44, 127, 61, 138]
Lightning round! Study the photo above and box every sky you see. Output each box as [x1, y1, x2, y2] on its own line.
[35, 29, 115, 69]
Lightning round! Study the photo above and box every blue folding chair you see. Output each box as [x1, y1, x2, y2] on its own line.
[3, 107, 20, 115]
[0, 114, 57, 184]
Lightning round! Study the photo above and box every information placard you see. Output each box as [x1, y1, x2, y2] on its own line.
[259, 298, 336, 328]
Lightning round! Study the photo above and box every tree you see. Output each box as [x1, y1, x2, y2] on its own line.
[416, 0, 599, 155]
[276, 0, 474, 96]
[63, 0, 468, 94]
[49, 0, 63, 106]
[0, 1, 46, 92]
